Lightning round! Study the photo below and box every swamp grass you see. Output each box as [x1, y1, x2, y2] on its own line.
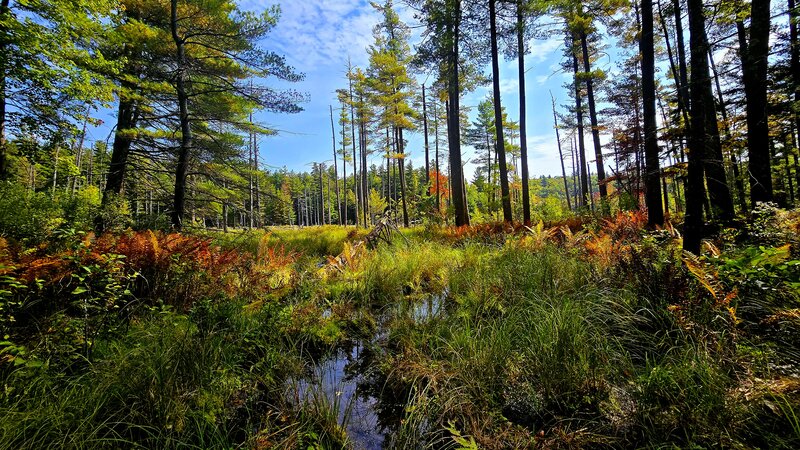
[1, 224, 799, 448]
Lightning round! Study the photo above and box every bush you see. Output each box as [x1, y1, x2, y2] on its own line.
[0, 183, 63, 244]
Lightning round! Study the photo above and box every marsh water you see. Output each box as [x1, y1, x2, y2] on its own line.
[288, 293, 446, 449]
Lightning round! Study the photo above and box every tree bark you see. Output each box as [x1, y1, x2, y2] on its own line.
[552, 94, 572, 212]
[517, 0, 531, 225]
[684, 0, 710, 252]
[738, 1, 773, 205]
[423, 84, 430, 185]
[102, 98, 137, 204]
[448, 0, 468, 226]
[579, 30, 609, 214]
[790, 0, 800, 166]
[709, 49, 748, 213]
[490, 0, 512, 223]
[640, 0, 664, 226]
[0, 0, 9, 180]
[572, 51, 590, 209]
[331, 105, 341, 224]
[398, 126, 409, 226]
[171, 0, 192, 230]
[349, 69, 360, 227]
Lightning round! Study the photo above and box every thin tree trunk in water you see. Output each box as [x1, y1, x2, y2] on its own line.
[579, 30, 608, 214]
[171, 0, 192, 230]
[640, 0, 664, 226]
[331, 106, 341, 224]
[447, 2, 468, 226]
[517, 0, 531, 225]
[685, 0, 710, 252]
[572, 52, 590, 209]
[490, 0, 512, 223]
[738, 1, 773, 205]
[709, 49, 748, 213]
[552, 94, 572, 212]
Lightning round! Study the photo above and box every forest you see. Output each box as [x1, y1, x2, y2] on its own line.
[1, 0, 799, 448]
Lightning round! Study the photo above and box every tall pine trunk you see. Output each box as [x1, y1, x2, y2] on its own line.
[398, 126, 409, 226]
[640, 0, 664, 225]
[517, 0, 531, 225]
[552, 94, 572, 211]
[0, 0, 9, 180]
[709, 50, 748, 213]
[102, 98, 137, 204]
[572, 50, 590, 209]
[171, 0, 192, 230]
[739, 1, 773, 205]
[447, 1, 469, 226]
[579, 30, 608, 214]
[791, 0, 800, 163]
[423, 84, 430, 185]
[490, 0, 512, 223]
[685, 0, 710, 252]
[331, 105, 341, 224]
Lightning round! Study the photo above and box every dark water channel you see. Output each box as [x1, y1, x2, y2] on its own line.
[289, 293, 445, 449]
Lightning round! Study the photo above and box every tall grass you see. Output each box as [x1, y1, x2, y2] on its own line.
[0, 300, 296, 449]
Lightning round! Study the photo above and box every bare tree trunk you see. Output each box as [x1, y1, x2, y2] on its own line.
[684, 0, 710, 252]
[171, 0, 192, 230]
[0, 0, 9, 180]
[102, 98, 137, 207]
[579, 29, 608, 214]
[572, 51, 590, 209]
[447, 1, 468, 226]
[517, 0, 531, 225]
[52, 145, 61, 197]
[738, 1, 773, 205]
[709, 49, 748, 213]
[552, 94, 572, 212]
[423, 84, 430, 185]
[490, 0, 513, 223]
[398, 126, 409, 226]
[791, 0, 800, 166]
[640, 0, 664, 225]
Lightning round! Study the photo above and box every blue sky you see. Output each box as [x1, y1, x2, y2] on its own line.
[79, 0, 584, 179]
[238, 0, 577, 179]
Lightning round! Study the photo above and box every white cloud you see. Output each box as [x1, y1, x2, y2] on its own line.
[499, 78, 518, 95]
[527, 37, 562, 63]
[241, 0, 381, 70]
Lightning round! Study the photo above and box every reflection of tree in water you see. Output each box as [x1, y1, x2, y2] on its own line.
[295, 294, 449, 449]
